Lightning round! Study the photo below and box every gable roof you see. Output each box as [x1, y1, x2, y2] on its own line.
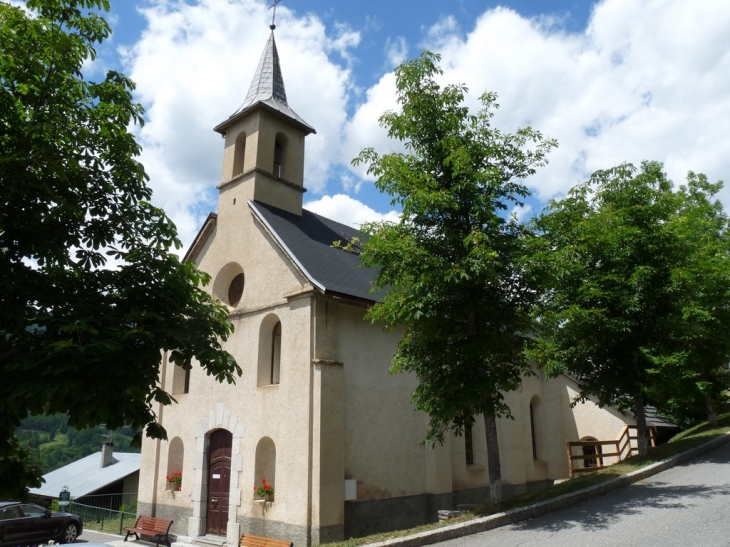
[29, 452, 140, 498]
[214, 30, 315, 136]
[184, 212, 217, 264]
[249, 200, 386, 303]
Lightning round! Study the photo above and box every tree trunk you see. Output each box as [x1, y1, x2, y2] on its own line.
[698, 362, 718, 426]
[482, 404, 502, 507]
[633, 389, 650, 456]
[704, 396, 718, 427]
[631, 351, 650, 456]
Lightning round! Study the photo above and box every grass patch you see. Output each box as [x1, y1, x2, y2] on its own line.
[324, 412, 730, 547]
[322, 514, 475, 547]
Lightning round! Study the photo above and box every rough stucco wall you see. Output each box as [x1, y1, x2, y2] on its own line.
[448, 372, 550, 493]
[139, 438, 160, 516]
[449, 414, 488, 493]
[563, 376, 636, 467]
[566, 381, 635, 441]
[219, 110, 306, 216]
[331, 302, 433, 501]
[447, 368, 637, 492]
[311, 358, 345, 531]
[250, 113, 306, 187]
[221, 111, 260, 182]
[177, 298, 313, 537]
[139, 191, 316, 541]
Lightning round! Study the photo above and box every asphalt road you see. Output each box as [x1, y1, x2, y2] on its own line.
[438, 442, 730, 547]
[76, 528, 123, 544]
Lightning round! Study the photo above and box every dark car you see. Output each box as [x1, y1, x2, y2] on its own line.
[0, 501, 83, 546]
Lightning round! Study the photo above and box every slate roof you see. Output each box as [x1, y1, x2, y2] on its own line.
[214, 30, 315, 135]
[249, 200, 386, 303]
[630, 406, 680, 429]
[29, 452, 140, 498]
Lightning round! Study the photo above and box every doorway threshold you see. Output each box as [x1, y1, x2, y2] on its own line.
[192, 535, 227, 547]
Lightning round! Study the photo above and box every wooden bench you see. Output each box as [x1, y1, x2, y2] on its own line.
[124, 515, 173, 547]
[240, 533, 293, 547]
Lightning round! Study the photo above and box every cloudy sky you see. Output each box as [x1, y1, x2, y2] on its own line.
[74, 0, 730, 248]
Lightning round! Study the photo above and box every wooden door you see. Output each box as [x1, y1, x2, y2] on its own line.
[206, 429, 232, 536]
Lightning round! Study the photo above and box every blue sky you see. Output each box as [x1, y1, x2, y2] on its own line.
[37, 0, 730, 247]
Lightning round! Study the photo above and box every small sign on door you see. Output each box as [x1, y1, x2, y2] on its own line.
[212, 473, 221, 479]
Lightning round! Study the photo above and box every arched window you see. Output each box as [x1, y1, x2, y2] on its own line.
[274, 140, 283, 178]
[212, 263, 244, 308]
[273, 133, 288, 179]
[581, 437, 603, 468]
[167, 437, 184, 489]
[232, 132, 246, 176]
[228, 273, 245, 307]
[171, 351, 190, 395]
[529, 395, 545, 461]
[270, 322, 281, 385]
[464, 424, 474, 465]
[257, 314, 282, 386]
[530, 402, 537, 460]
[254, 437, 276, 501]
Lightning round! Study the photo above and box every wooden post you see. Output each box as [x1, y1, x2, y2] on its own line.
[567, 442, 574, 478]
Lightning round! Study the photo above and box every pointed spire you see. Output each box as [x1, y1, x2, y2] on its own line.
[216, 26, 315, 135]
[241, 31, 288, 108]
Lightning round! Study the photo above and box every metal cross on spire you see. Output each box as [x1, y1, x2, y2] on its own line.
[268, 0, 282, 30]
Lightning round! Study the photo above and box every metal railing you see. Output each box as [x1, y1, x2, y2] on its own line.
[67, 493, 138, 535]
[567, 425, 657, 478]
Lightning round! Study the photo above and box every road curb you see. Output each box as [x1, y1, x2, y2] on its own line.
[366, 431, 730, 547]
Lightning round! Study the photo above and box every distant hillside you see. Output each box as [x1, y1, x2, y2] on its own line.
[16, 414, 140, 473]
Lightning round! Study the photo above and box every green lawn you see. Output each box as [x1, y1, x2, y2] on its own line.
[325, 412, 730, 547]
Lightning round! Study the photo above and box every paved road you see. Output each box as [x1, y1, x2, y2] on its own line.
[440, 442, 730, 547]
[76, 528, 123, 544]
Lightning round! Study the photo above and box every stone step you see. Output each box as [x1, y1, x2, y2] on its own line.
[193, 535, 227, 547]
[173, 534, 227, 547]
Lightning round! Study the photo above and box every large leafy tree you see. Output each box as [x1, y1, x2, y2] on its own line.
[530, 162, 730, 455]
[646, 172, 730, 427]
[0, 0, 240, 498]
[354, 51, 556, 505]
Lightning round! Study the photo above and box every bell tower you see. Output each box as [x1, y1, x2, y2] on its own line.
[213, 19, 315, 217]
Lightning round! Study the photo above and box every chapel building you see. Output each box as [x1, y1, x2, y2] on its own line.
[137, 25, 641, 547]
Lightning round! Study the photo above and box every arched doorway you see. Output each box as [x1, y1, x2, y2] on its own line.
[581, 436, 603, 469]
[207, 429, 232, 535]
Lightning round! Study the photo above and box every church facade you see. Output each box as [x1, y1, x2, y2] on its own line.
[137, 27, 639, 547]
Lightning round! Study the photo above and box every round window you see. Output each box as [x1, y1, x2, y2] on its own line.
[228, 273, 245, 307]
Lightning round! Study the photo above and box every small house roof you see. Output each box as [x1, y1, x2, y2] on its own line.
[29, 452, 140, 499]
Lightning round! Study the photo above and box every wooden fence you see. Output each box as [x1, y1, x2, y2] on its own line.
[567, 425, 656, 478]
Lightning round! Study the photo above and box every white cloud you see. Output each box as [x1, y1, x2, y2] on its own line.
[341, 0, 730, 212]
[6, 0, 28, 10]
[328, 22, 361, 65]
[341, 71, 401, 183]
[408, 1, 730, 203]
[120, 0, 357, 246]
[511, 204, 534, 223]
[384, 36, 408, 68]
[119, 0, 730, 249]
[304, 194, 399, 229]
